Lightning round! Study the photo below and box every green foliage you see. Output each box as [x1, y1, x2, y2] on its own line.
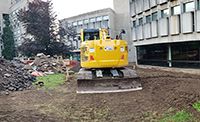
[2, 14, 15, 60]
[160, 110, 198, 122]
[17, 0, 71, 57]
[34, 74, 66, 91]
[193, 101, 200, 113]
[128, 109, 199, 122]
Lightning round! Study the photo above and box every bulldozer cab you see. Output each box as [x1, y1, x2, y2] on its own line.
[81, 29, 100, 42]
[81, 28, 110, 42]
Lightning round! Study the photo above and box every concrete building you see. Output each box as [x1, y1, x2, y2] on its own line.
[0, 0, 30, 57]
[60, 8, 116, 60]
[114, 0, 200, 69]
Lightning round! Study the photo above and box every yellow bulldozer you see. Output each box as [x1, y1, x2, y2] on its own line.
[77, 28, 142, 93]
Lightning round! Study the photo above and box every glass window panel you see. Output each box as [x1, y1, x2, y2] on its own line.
[188, 63, 200, 68]
[72, 22, 77, 26]
[184, 2, 194, 12]
[83, 19, 88, 24]
[198, 0, 200, 10]
[172, 6, 180, 15]
[172, 43, 181, 60]
[139, 18, 143, 25]
[182, 43, 188, 60]
[162, 44, 168, 60]
[67, 23, 71, 27]
[188, 42, 199, 61]
[0, 26, 1, 31]
[89, 18, 95, 23]
[152, 12, 158, 21]
[133, 21, 136, 27]
[146, 15, 151, 23]
[96, 16, 102, 21]
[103, 15, 109, 20]
[78, 20, 83, 25]
[172, 62, 182, 68]
[161, 9, 169, 18]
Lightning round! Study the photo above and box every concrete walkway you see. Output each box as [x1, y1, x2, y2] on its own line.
[137, 65, 200, 75]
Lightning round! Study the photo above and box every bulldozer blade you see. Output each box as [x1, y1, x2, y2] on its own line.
[77, 77, 142, 94]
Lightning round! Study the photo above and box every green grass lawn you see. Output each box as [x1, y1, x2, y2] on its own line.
[34, 74, 67, 91]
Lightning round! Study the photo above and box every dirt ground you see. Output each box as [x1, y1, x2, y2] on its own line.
[1, 67, 200, 122]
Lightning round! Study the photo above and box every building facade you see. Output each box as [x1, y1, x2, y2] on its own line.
[114, 0, 200, 68]
[60, 8, 116, 60]
[0, 0, 30, 57]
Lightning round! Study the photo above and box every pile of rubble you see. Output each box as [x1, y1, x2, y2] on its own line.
[0, 58, 37, 93]
[70, 62, 81, 72]
[23, 53, 66, 75]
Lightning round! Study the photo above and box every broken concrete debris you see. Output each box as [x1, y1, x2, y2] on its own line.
[0, 58, 37, 93]
[23, 53, 67, 75]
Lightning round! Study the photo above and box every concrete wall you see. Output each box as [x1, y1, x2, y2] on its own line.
[144, 23, 151, 39]
[182, 12, 193, 34]
[159, 17, 169, 36]
[113, 0, 135, 62]
[197, 10, 200, 32]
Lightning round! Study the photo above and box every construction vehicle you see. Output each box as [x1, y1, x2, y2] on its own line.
[77, 28, 142, 93]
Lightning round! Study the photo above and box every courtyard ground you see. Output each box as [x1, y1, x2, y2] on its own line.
[0, 66, 200, 121]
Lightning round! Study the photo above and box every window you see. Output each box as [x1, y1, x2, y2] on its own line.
[161, 9, 169, 18]
[103, 15, 109, 20]
[72, 22, 77, 26]
[198, 0, 200, 10]
[152, 12, 158, 21]
[172, 6, 180, 15]
[133, 21, 136, 27]
[17, 23, 20, 28]
[183, 2, 194, 12]
[137, 44, 168, 66]
[15, 0, 22, 4]
[96, 16, 102, 21]
[0, 26, 1, 31]
[78, 20, 83, 25]
[139, 18, 143, 25]
[89, 18, 95, 23]
[83, 31, 99, 41]
[83, 19, 88, 24]
[146, 15, 151, 23]
[67, 23, 71, 27]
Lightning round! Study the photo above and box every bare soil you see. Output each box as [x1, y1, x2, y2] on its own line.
[1, 67, 200, 122]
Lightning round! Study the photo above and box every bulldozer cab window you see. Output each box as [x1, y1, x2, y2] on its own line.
[84, 32, 99, 41]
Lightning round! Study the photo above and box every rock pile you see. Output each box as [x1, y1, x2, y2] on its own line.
[23, 53, 66, 75]
[0, 58, 37, 92]
[70, 63, 81, 72]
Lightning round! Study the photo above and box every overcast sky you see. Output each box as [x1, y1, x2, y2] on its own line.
[52, 0, 113, 20]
